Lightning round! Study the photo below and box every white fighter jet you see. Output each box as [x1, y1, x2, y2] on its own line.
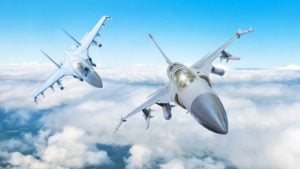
[116, 28, 253, 134]
[34, 16, 112, 103]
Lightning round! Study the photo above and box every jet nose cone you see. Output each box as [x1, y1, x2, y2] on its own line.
[190, 93, 228, 134]
[84, 71, 103, 88]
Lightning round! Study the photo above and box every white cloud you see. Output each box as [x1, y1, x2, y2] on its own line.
[1, 64, 300, 169]
[9, 126, 110, 169]
[42, 126, 110, 168]
[10, 152, 62, 169]
[269, 126, 300, 169]
[125, 145, 153, 169]
[160, 159, 185, 169]
[160, 158, 226, 169]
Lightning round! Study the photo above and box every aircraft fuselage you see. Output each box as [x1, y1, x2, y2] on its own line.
[64, 51, 103, 88]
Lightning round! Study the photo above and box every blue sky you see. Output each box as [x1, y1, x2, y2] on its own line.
[0, 0, 299, 67]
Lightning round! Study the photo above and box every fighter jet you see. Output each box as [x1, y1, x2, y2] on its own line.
[115, 28, 253, 134]
[34, 16, 112, 103]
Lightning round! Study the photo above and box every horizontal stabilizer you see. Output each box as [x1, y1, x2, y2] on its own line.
[40, 50, 60, 68]
[61, 28, 81, 46]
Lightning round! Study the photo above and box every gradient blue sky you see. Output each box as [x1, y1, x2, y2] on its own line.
[0, 0, 299, 67]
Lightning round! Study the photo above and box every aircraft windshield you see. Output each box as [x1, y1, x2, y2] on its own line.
[75, 62, 84, 70]
[74, 61, 90, 76]
[173, 67, 196, 89]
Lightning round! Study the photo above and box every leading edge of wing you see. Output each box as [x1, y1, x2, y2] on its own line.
[191, 28, 253, 72]
[78, 16, 112, 51]
[115, 86, 171, 132]
[125, 86, 170, 119]
[33, 68, 66, 102]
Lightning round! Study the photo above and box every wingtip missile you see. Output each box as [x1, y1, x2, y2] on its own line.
[106, 16, 112, 20]
[236, 27, 254, 38]
[102, 15, 112, 19]
[100, 16, 112, 28]
[115, 116, 126, 133]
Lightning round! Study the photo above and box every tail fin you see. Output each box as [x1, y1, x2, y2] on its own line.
[40, 50, 60, 68]
[61, 28, 81, 46]
[149, 34, 172, 65]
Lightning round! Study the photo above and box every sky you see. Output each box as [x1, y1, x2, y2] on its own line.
[0, 0, 299, 67]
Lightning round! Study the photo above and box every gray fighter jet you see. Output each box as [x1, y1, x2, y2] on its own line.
[34, 16, 111, 103]
[116, 28, 253, 134]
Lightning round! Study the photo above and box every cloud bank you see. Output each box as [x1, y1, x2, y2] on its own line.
[0, 63, 300, 169]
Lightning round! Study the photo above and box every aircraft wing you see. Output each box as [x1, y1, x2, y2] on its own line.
[192, 28, 253, 75]
[77, 16, 111, 52]
[115, 85, 171, 132]
[33, 67, 70, 102]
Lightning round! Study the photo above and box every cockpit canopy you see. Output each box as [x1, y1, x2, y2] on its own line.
[169, 64, 196, 89]
[75, 61, 84, 70]
[74, 61, 90, 76]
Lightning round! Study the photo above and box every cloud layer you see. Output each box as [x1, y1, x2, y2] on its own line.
[0, 63, 300, 169]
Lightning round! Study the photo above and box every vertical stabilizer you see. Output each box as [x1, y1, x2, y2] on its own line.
[149, 34, 172, 65]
